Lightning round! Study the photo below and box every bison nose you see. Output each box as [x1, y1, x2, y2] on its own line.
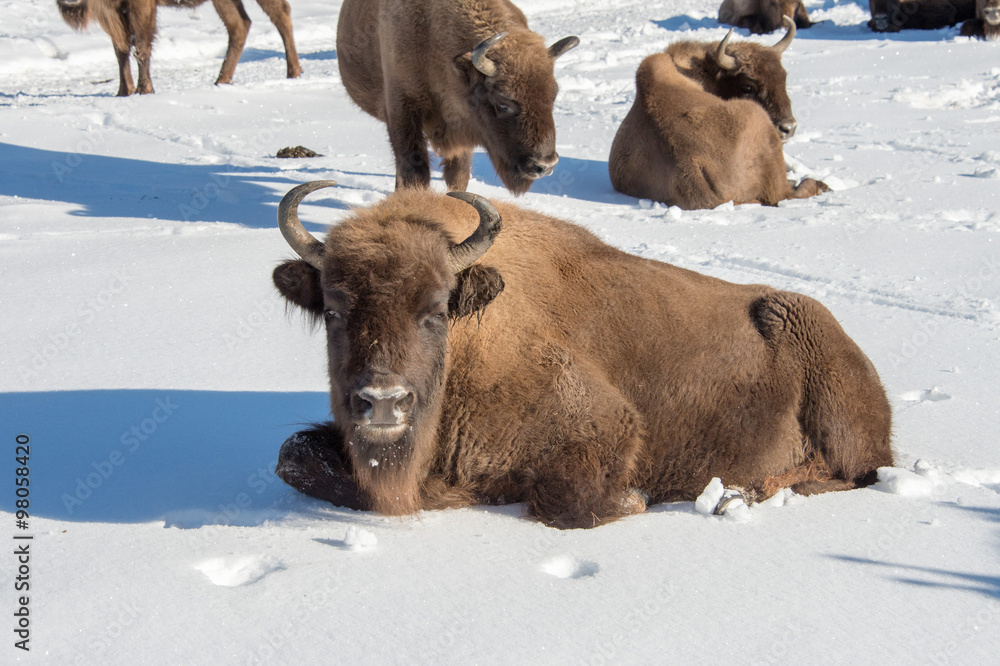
[520, 153, 558, 179]
[351, 386, 414, 425]
[778, 121, 797, 141]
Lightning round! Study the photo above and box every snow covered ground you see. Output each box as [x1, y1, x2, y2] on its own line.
[2, 0, 998, 662]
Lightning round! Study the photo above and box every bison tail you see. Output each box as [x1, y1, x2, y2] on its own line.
[57, 0, 90, 31]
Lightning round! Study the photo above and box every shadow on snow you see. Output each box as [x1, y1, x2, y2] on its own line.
[2, 389, 331, 525]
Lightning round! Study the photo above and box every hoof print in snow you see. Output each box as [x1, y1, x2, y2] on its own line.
[900, 387, 951, 404]
[541, 555, 600, 579]
[194, 556, 282, 587]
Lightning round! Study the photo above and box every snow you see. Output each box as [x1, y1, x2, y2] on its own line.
[1, 0, 999, 663]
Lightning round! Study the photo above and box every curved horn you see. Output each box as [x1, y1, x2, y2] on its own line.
[548, 35, 580, 59]
[446, 191, 503, 273]
[471, 32, 507, 77]
[277, 180, 336, 270]
[714, 29, 737, 72]
[772, 15, 796, 55]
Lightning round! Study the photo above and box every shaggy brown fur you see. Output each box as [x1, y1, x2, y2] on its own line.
[336, 0, 578, 194]
[868, 0, 976, 31]
[56, 0, 301, 96]
[719, 0, 813, 34]
[960, 0, 1000, 38]
[608, 23, 828, 210]
[272, 185, 894, 529]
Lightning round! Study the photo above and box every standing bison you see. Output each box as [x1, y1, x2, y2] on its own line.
[56, 0, 301, 96]
[719, 0, 813, 34]
[609, 18, 828, 210]
[271, 181, 893, 529]
[336, 0, 579, 194]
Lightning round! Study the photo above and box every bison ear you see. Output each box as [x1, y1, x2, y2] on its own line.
[273, 260, 324, 316]
[548, 36, 580, 60]
[449, 264, 504, 320]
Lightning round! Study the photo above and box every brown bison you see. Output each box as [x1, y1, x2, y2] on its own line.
[608, 18, 828, 210]
[719, 0, 813, 34]
[868, 0, 975, 31]
[56, 0, 301, 96]
[335, 0, 579, 194]
[960, 0, 1000, 38]
[271, 181, 893, 529]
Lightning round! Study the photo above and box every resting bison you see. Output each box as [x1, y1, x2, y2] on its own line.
[336, 0, 578, 194]
[608, 18, 828, 210]
[719, 0, 813, 34]
[56, 0, 301, 96]
[960, 0, 1000, 38]
[271, 181, 893, 529]
[868, 0, 975, 31]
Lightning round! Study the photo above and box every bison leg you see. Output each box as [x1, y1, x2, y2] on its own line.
[255, 0, 302, 78]
[211, 0, 252, 85]
[125, 0, 157, 94]
[386, 94, 432, 189]
[525, 355, 646, 529]
[754, 293, 893, 491]
[275, 423, 367, 510]
[93, 1, 135, 95]
[441, 151, 473, 192]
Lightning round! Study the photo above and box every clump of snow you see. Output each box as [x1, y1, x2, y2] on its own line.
[874, 467, 937, 497]
[343, 525, 378, 551]
[540, 556, 600, 579]
[695, 477, 725, 514]
[194, 556, 283, 587]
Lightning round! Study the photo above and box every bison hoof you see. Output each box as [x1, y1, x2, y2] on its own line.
[621, 488, 648, 515]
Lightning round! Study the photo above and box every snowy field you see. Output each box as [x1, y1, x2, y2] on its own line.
[2, 0, 999, 662]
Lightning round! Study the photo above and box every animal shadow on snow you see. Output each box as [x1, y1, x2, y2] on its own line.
[1, 389, 334, 525]
[830, 505, 1000, 600]
[0, 142, 367, 228]
[469, 152, 634, 204]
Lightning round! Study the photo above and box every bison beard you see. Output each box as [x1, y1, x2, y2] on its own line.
[271, 182, 893, 529]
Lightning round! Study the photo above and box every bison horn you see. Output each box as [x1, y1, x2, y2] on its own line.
[446, 191, 503, 273]
[772, 15, 796, 55]
[714, 29, 737, 72]
[277, 180, 335, 270]
[471, 32, 507, 77]
[548, 36, 580, 59]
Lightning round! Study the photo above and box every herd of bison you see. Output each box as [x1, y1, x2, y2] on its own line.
[53, 0, 993, 527]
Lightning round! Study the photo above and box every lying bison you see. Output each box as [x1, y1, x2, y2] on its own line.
[336, 0, 578, 194]
[57, 0, 301, 96]
[868, 0, 975, 32]
[271, 181, 893, 529]
[609, 18, 828, 210]
[960, 0, 1000, 38]
[719, 0, 813, 34]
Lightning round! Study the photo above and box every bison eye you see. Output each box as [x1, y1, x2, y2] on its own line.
[324, 310, 342, 322]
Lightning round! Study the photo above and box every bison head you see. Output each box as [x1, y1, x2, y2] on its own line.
[272, 182, 505, 514]
[711, 17, 798, 141]
[455, 30, 579, 195]
[984, 0, 1000, 26]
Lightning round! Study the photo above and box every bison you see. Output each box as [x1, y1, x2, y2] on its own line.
[56, 0, 301, 96]
[271, 181, 894, 529]
[960, 0, 1000, 38]
[719, 0, 813, 35]
[608, 18, 828, 210]
[868, 0, 976, 32]
[335, 0, 579, 194]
